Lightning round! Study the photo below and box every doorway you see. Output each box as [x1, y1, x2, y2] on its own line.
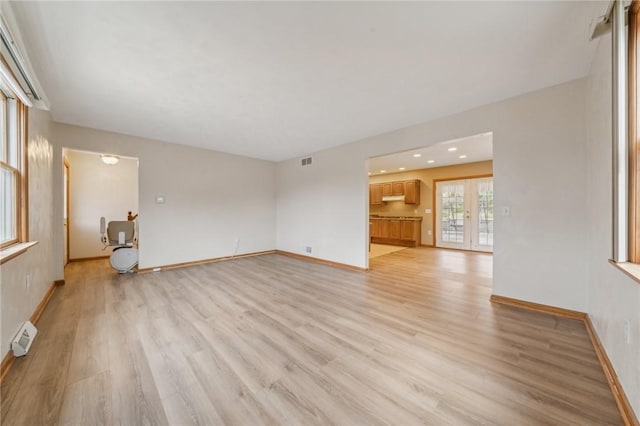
[366, 131, 494, 267]
[63, 148, 139, 263]
[435, 176, 493, 252]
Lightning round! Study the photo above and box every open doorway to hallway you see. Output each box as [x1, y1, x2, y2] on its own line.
[63, 148, 139, 264]
[367, 132, 493, 264]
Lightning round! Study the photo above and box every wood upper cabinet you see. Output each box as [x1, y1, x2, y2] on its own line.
[404, 180, 420, 204]
[392, 182, 405, 196]
[369, 179, 420, 205]
[370, 184, 383, 205]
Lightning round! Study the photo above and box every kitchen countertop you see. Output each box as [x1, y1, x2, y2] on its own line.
[369, 216, 422, 221]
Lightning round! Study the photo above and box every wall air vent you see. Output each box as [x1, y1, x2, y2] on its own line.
[12, 321, 37, 357]
[301, 157, 312, 166]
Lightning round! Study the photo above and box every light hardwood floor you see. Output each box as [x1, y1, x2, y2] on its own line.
[368, 243, 407, 259]
[1, 248, 622, 425]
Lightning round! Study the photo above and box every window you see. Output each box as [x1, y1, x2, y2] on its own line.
[0, 84, 27, 248]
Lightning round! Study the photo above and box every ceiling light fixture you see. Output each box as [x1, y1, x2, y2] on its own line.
[380, 170, 387, 173]
[427, 160, 435, 164]
[459, 154, 467, 159]
[399, 167, 405, 170]
[413, 154, 422, 158]
[447, 147, 458, 152]
[101, 154, 120, 165]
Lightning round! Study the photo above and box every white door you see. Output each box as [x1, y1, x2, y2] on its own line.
[435, 177, 493, 252]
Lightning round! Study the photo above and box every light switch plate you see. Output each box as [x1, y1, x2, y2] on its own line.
[155, 195, 166, 204]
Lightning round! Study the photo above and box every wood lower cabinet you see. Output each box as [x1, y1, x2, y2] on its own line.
[389, 220, 401, 239]
[380, 220, 391, 239]
[401, 221, 414, 240]
[370, 219, 382, 238]
[370, 218, 422, 247]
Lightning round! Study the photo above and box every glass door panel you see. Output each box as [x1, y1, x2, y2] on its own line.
[436, 181, 469, 250]
[471, 178, 493, 252]
[436, 177, 493, 253]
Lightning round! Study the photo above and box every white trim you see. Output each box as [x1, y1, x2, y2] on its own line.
[612, 0, 629, 262]
[0, 59, 31, 107]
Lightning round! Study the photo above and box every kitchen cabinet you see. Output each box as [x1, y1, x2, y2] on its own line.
[401, 221, 414, 240]
[369, 180, 420, 205]
[370, 219, 382, 238]
[380, 219, 391, 238]
[370, 184, 383, 205]
[392, 182, 405, 196]
[370, 217, 422, 247]
[389, 220, 401, 239]
[404, 180, 420, 204]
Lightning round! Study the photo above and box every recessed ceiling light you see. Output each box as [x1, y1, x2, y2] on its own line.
[427, 160, 435, 164]
[380, 170, 386, 173]
[368, 172, 371, 175]
[399, 167, 405, 170]
[447, 147, 458, 152]
[413, 154, 422, 158]
[459, 155, 467, 159]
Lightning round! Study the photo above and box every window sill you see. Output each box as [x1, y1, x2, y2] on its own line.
[0, 241, 39, 265]
[609, 259, 640, 286]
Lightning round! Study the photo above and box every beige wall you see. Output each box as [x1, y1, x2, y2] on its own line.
[585, 31, 640, 415]
[369, 160, 493, 245]
[52, 122, 277, 276]
[1, 108, 56, 355]
[277, 78, 588, 312]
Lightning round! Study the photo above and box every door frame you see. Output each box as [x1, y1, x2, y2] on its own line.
[64, 158, 70, 265]
[432, 173, 493, 251]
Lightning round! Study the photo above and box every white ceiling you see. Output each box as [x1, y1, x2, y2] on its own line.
[8, 1, 602, 162]
[368, 132, 493, 176]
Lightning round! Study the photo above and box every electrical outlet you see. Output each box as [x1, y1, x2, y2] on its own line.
[624, 320, 631, 344]
[305, 246, 312, 253]
[427, 230, 432, 236]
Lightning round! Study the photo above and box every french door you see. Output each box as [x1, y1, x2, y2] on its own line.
[435, 177, 493, 252]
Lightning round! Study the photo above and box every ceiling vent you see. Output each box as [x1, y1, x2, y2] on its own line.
[301, 157, 313, 166]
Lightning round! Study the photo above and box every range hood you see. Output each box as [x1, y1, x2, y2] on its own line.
[381, 195, 405, 202]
